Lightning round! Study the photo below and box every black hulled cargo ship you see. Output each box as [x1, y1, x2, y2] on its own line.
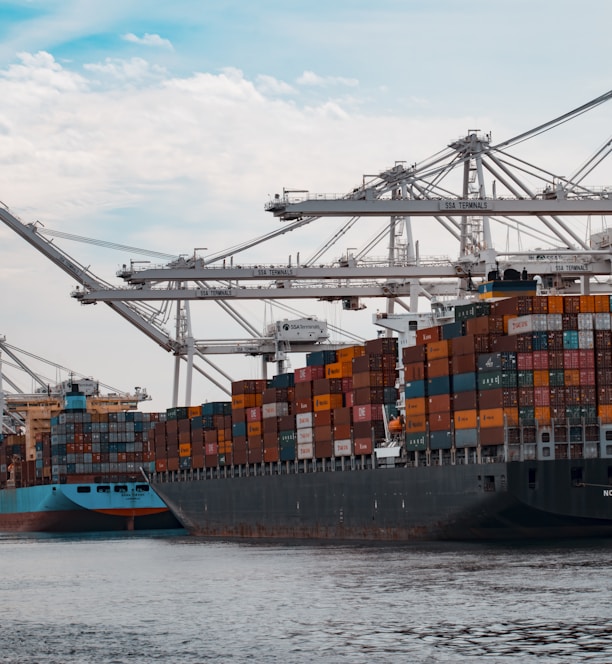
[149, 293, 612, 542]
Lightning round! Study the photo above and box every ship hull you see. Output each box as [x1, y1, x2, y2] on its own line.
[0, 482, 180, 533]
[152, 458, 612, 542]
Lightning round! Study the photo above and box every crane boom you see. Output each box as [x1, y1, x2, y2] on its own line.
[0, 203, 181, 354]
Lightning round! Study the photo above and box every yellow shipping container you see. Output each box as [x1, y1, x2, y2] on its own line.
[454, 409, 477, 430]
[480, 407, 505, 428]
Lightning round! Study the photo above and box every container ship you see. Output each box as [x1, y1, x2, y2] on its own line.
[0, 385, 180, 532]
[146, 291, 612, 542]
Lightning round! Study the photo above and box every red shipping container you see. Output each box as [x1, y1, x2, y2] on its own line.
[517, 353, 534, 371]
[314, 425, 333, 442]
[532, 350, 549, 370]
[534, 386, 550, 407]
[353, 404, 384, 422]
[333, 424, 352, 440]
[416, 326, 441, 345]
[354, 438, 373, 455]
[578, 350, 595, 368]
[294, 381, 312, 400]
[563, 350, 580, 370]
[246, 406, 261, 423]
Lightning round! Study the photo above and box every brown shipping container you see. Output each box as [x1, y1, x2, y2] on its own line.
[404, 362, 426, 382]
[451, 353, 476, 374]
[428, 394, 451, 413]
[403, 344, 426, 365]
[334, 407, 352, 426]
[479, 427, 505, 446]
[427, 358, 451, 378]
[429, 411, 451, 432]
[333, 424, 352, 440]
[453, 391, 478, 411]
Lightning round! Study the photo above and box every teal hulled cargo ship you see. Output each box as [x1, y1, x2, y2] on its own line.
[0, 388, 180, 532]
[148, 293, 612, 542]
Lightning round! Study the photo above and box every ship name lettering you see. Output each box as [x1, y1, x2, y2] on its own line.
[604, 490, 612, 497]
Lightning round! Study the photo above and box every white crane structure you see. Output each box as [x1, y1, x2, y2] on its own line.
[2, 91, 612, 404]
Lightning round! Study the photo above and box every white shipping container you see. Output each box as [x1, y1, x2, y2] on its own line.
[577, 313, 594, 330]
[297, 442, 314, 459]
[262, 402, 289, 419]
[578, 330, 594, 349]
[532, 314, 548, 331]
[295, 412, 313, 429]
[547, 314, 563, 331]
[595, 313, 612, 330]
[334, 439, 353, 457]
[297, 427, 313, 444]
[507, 315, 534, 336]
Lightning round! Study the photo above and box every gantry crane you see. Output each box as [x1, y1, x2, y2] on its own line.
[2, 91, 612, 403]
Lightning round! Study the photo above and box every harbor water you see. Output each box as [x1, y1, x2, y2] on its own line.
[1, 532, 611, 663]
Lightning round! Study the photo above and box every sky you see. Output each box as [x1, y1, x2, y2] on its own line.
[1, 0, 612, 412]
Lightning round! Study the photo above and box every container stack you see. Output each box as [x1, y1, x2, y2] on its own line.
[48, 410, 159, 482]
[402, 294, 610, 461]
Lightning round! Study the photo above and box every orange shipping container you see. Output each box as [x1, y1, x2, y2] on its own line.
[426, 340, 451, 360]
[247, 421, 262, 436]
[337, 345, 362, 362]
[480, 407, 505, 428]
[533, 370, 549, 387]
[548, 296, 564, 314]
[179, 443, 192, 458]
[313, 394, 343, 411]
[594, 294, 611, 313]
[504, 407, 520, 426]
[325, 362, 345, 379]
[564, 369, 580, 386]
[454, 409, 477, 430]
[579, 295, 595, 313]
[404, 415, 426, 432]
[232, 394, 261, 409]
[534, 407, 551, 424]
[187, 406, 201, 419]
[598, 405, 612, 423]
[405, 397, 426, 416]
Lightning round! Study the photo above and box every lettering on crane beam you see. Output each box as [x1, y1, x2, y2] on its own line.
[254, 268, 296, 277]
[554, 264, 588, 272]
[195, 288, 234, 298]
[439, 200, 492, 211]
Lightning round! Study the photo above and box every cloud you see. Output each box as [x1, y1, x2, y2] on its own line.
[255, 74, 295, 96]
[122, 32, 173, 50]
[84, 56, 167, 82]
[297, 70, 359, 88]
